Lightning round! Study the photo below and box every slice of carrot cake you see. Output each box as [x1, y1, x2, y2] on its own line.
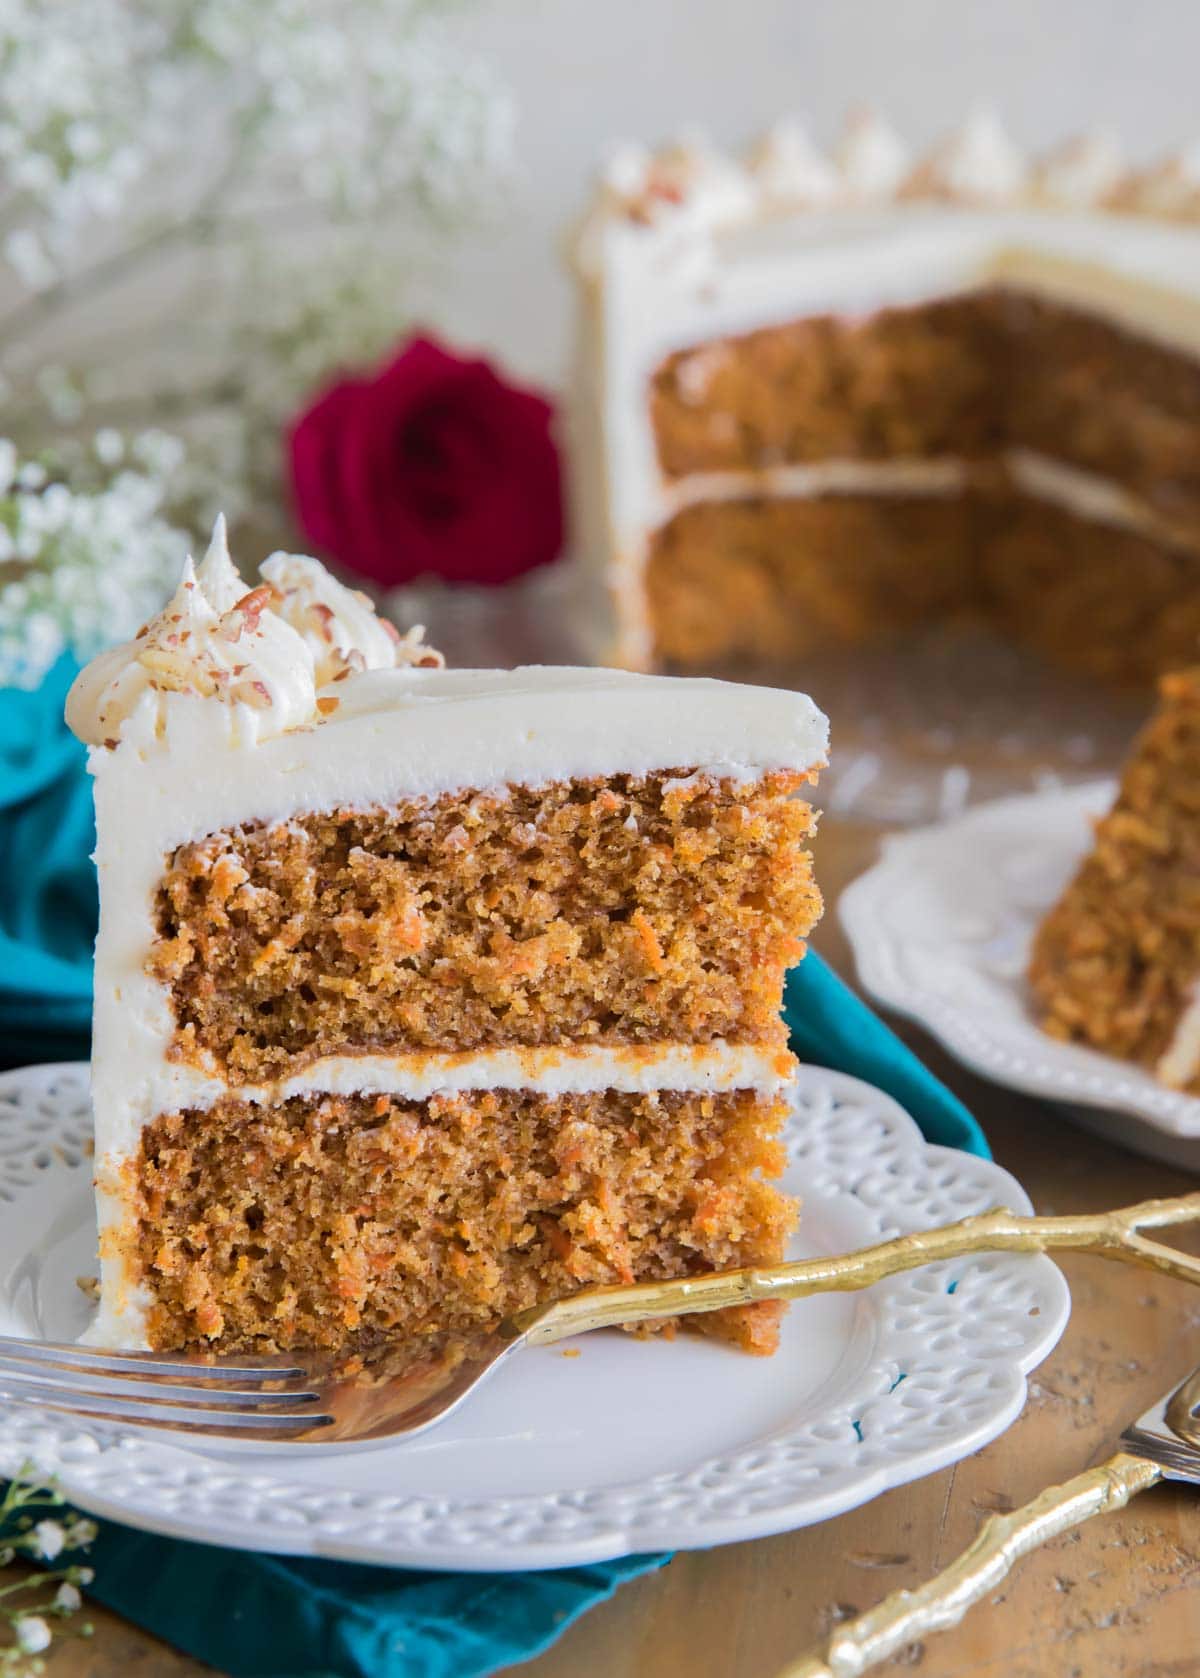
[66, 521, 828, 1364]
[1029, 667, 1200, 1088]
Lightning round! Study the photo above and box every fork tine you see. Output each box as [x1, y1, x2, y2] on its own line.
[0, 1347, 313, 1394]
[0, 1333, 307, 1383]
[0, 1363, 321, 1411]
[0, 1380, 333, 1435]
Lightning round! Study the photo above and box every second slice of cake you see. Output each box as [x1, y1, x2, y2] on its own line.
[67, 525, 828, 1365]
[1030, 667, 1200, 1092]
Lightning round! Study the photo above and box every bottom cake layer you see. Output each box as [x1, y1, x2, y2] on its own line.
[122, 1085, 795, 1362]
[645, 494, 978, 667]
[644, 491, 1200, 686]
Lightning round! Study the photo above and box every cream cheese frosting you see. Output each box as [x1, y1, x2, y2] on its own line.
[66, 520, 442, 749]
[191, 513, 246, 612]
[835, 108, 910, 202]
[748, 119, 839, 210]
[573, 109, 1200, 253]
[903, 108, 1028, 204]
[260, 550, 442, 685]
[1124, 140, 1200, 219]
[1033, 130, 1125, 209]
[1157, 981, 1200, 1087]
[597, 131, 756, 234]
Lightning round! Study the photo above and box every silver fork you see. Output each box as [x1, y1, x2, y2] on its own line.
[5, 1190, 1200, 1446]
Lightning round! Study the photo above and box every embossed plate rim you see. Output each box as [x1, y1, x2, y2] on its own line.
[0, 1061, 1068, 1570]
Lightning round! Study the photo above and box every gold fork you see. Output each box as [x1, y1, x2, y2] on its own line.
[1, 1191, 1200, 1445]
[778, 1358, 1200, 1678]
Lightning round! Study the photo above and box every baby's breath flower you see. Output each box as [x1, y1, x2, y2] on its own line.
[0, 2, 513, 545]
[30, 1523, 63, 1563]
[0, 1472, 96, 1673]
[12, 1619, 51, 1657]
[0, 434, 191, 686]
[93, 428, 123, 467]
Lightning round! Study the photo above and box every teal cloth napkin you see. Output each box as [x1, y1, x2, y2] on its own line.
[0, 661, 987, 1678]
[0, 657, 95, 1063]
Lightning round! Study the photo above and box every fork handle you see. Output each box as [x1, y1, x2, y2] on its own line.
[517, 1192, 1200, 1346]
[775, 1451, 1160, 1678]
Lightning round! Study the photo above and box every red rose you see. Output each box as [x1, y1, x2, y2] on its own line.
[287, 334, 565, 588]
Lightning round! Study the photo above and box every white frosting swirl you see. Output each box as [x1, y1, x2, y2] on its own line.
[146, 581, 317, 721]
[1034, 131, 1124, 208]
[1125, 141, 1200, 218]
[835, 109, 909, 202]
[192, 513, 245, 612]
[261, 551, 441, 685]
[67, 559, 317, 747]
[747, 120, 838, 208]
[66, 519, 443, 749]
[654, 131, 755, 224]
[595, 142, 654, 212]
[905, 108, 1027, 204]
[67, 560, 222, 748]
[594, 132, 754, 229]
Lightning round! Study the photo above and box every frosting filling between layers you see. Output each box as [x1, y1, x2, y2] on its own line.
[127, 1044, 797, 1118]
[649, 450, 1200, 552]
[1002, 450, 1197, 546]
[655, 458, 973, 521]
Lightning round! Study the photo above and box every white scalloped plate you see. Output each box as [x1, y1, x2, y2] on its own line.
[840, 780, 1200, 1167]
[0, 1062, 1067, 1571]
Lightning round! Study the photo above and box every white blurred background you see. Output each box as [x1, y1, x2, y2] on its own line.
[436, 0, 1200, 385]
[4, 0, 1197, 694]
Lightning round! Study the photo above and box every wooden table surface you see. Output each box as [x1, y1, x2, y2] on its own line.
[40, 815, 1200, 1678]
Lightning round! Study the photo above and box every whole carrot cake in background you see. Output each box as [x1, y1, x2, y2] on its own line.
[571, 108, 1200, 683]
[66, 522, 828, 1365]
[1029, 668, 1200, 1092]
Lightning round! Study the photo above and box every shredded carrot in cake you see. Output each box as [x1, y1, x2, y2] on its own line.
[128, 1087, 797, 1366]
[150, 770, 820, 1082]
